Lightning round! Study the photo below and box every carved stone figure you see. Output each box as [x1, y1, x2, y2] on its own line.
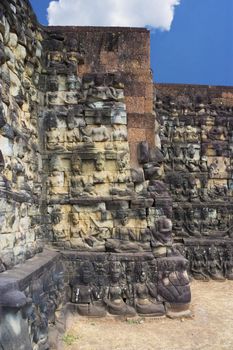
[173, 207, 186, 237]
[103, 261, 136, 316]
[106, 212, 143, 252]
[134, 263, 165, 316]
[95, 153, 105, 172]
[70, 214, 106, 252]
[70, 155, 95, 197]
[83, 125, 109, 143]
[184, 207, 201, 237]
[72, 261, 106, 317]
[46, 128, 66, 151]
[207, 245, 225, 281]
[223, 245, 233, 279]
[151, 216, 173, 257]
[190, 248, 209, 281]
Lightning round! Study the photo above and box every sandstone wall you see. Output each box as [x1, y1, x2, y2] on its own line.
[43, 26, 154, 167]
[0, 0, 44, 271]
[155, 83, 233, 280]
[39, 28, 167, 256]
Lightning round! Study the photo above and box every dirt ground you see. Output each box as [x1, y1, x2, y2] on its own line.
[61, 280, 233, 350]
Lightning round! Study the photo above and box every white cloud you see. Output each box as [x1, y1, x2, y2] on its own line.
[47, 0, 181, 31]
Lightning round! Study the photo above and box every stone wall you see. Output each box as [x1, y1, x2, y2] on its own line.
[0, 249, 65, 350]
[39, 26, 167, 257]
[0, 0, 44, 271]
[43, 26, 154, 167]
[155, 83, 233, 281]
[0, 1, 192, 348]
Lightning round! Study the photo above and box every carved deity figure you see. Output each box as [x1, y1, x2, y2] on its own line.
[223, 245, 233, 279]
[183, 176, 199, 203]
[46, 128, 66, 151]
[69, 213, 90, 250]
[199, 156, 209, 172]
[170, 145, 184, 171]
[92, 153, 112, 186]
[134, 263, 165, 316]
[70, 155, 95, 197]
[207, 245, 225, 281]
[112, 126, 127, 141]
[49, 171, 66, 195]
[173, 207, 186, 237]
[70, 214, 105, 252]
[113, 153, 130, 183]
[199, 176, 209, 202]
[184, 145, 199, 172]
[82, 125, 109, 143]
[106, 212, 146, 252]
[190, 248, 209, 281]
[184, 207, 201, 237]
[51, 207, 69, 241]
[103, 261, 136, 316]
[72, 261, 106, 317]
[184, 125, 199, 142]
[95, 153, 105, 172]
[151, 216, 173, 257]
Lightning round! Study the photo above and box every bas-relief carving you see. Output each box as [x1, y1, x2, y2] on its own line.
[69, 255, 190, 318]
[0, 11, 43, 267]
[156, 89, 233, 279]
[0, 3, 192, 338]
[42, 50, 191, 316]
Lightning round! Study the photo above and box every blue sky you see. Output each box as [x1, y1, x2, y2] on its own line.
[29, 0, 233, 86]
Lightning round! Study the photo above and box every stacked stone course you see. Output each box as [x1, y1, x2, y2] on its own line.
[155, 83, 233, 281]
[0, 0, 44, 271]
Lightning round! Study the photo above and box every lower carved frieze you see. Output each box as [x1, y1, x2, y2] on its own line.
[63, 252, 191, 318]
[175, 240, 233, 281]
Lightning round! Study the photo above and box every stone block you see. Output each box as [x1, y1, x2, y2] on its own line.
[125, 96, 145, 114]
[131, 198, 154, 209]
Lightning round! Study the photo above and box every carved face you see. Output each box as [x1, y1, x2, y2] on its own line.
[49, 51, 62, 62]
[71, 156, 82, 174]
[187, 145, 195, 158]
[158, 216, 172, 233]
[117, 154, 128, 173]
[110, 261, 121, 282]
[95, 153, 105, 171]
[71, 214, 79, 226]
[173, 145, 182, 157]
[120, 214, 129, 226]
[139, 271, 147, 283]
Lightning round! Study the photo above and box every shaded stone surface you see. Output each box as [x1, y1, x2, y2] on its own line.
[0, 249, 65, 350]
[155, 83, 233, 280]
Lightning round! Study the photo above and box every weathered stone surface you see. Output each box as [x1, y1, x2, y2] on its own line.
[155, 83, 233, 280]
[0, 249, 64, 350]
[0, 0, 43, 273]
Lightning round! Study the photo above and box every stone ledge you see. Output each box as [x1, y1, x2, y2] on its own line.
[0, 248, 60, 295]
[44, 26, 149, 33]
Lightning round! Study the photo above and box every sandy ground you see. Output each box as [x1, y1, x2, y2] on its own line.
[61, 280, 233, 350]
